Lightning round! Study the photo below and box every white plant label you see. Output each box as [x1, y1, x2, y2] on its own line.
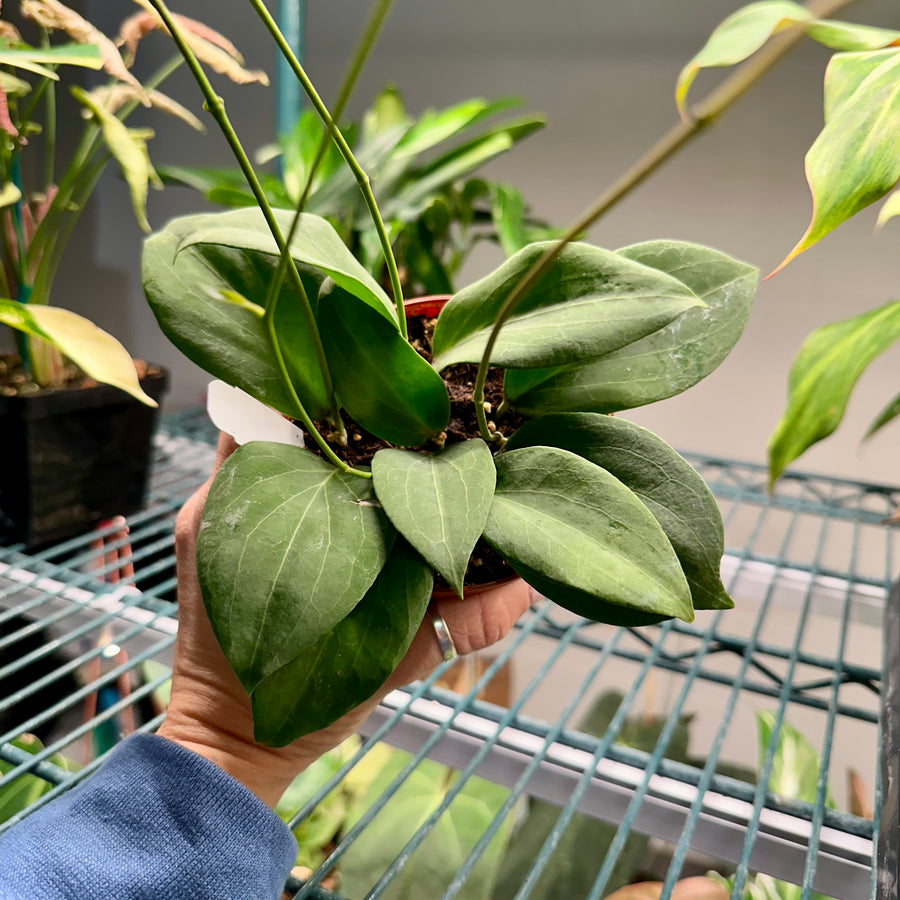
[207, 381, 305, 448]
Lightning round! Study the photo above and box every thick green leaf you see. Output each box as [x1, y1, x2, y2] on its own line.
[774, 50, 900, 272]
[250, 539, 431, 745]
[483, 447, 693, 623]
[865, 390, 900, 439]
[768, 300, 900, 485]
[677, 2, 900, 114]
[506, 414, 731, 611]
[432, 242, 703, 371]
[372, 440, 496, 597]
[197, 442, 395, 692]
[142, 210, 332, 419]
[71, 87, 161, 233]
[506, 241, 758, 415]
[0, 299, 155, 405]
[318, 285, 449, 446]
[176, 207, 396, 323]
[341, 746, 516, 900]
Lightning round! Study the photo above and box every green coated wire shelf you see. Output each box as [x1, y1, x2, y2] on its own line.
[0, 409, 897, 900]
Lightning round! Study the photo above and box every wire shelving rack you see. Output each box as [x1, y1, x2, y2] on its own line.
[0, 409, 897, 899]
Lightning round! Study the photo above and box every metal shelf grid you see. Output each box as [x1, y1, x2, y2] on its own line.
[0, 409, 896, 900]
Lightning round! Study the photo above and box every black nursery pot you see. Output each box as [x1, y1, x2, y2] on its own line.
[0, 369, 169, 548]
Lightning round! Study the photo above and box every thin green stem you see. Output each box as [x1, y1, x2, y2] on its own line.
[297, 0, 395, 211]
[41, 30, 56, 188]
[473, 0, 859, 444]
[249, 0, 407, 338]
[260, 0, 396, 362]
[145, 0, 347, 429]
[146, 0, 367, 474]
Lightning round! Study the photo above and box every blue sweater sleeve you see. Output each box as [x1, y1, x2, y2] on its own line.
[0, 733, 297, 899]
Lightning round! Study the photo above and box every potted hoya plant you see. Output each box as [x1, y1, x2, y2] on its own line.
[0, 0, 264, 545]
[140, 0, 760, 748]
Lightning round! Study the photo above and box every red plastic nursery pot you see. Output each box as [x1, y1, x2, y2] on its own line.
[403, 295, 522, 603]
[0, 369, 169, 548]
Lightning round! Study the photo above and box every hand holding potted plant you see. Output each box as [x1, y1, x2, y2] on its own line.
[0, 0, 266, 544]
[141, 0, 760, 747]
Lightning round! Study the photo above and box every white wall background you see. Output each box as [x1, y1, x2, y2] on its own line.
[70, 0, 900, 485]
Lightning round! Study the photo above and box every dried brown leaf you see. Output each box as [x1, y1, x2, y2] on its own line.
[119, 7, 243, 62]
[88, 84, 205, 132]
[20, 0, 146, 99]
[0, 20, 22, 41]
[116, 11, 156, 64]
[183, 31, 268, 86]
[848, 769, 874, 819]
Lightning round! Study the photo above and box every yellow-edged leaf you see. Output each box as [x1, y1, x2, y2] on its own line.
[877, 187, 900, 228]
[768, 300, 900, 484]
[678, 1, 900, 116]
[0, 298, 155, 405]
[677, 2, 815, 116]
[772, 50, 900, 273]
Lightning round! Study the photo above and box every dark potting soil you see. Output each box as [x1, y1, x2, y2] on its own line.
[302, 313, 529, 587]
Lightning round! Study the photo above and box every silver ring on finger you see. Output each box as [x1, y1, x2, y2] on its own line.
[431, 611, 458, 662]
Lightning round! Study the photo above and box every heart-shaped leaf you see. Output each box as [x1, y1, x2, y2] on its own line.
[773, 48, 900, 273]
[0, 299, 155, 405]
[250, 539, 432, 746]
[372, 440, 496, 597]
[677, 1, 900, 116]
[505, 241, 757, 415]
[506, 413, 731, 610]
[768, 299, 900, 485]
[142, 211, 332, 419]
[318, 284, 450, 446]
[175, 206, 395, 322]
[483, 447, 693, 623]
[197, 442, 395, 692]
[431, 242, 703, 371]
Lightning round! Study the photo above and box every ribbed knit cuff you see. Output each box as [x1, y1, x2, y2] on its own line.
[0, 733, 297, 900]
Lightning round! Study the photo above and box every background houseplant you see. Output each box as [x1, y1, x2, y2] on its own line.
[0, 0, 265, 544]
[140, 0, 759, 748]
[161, 84, 562, 298]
